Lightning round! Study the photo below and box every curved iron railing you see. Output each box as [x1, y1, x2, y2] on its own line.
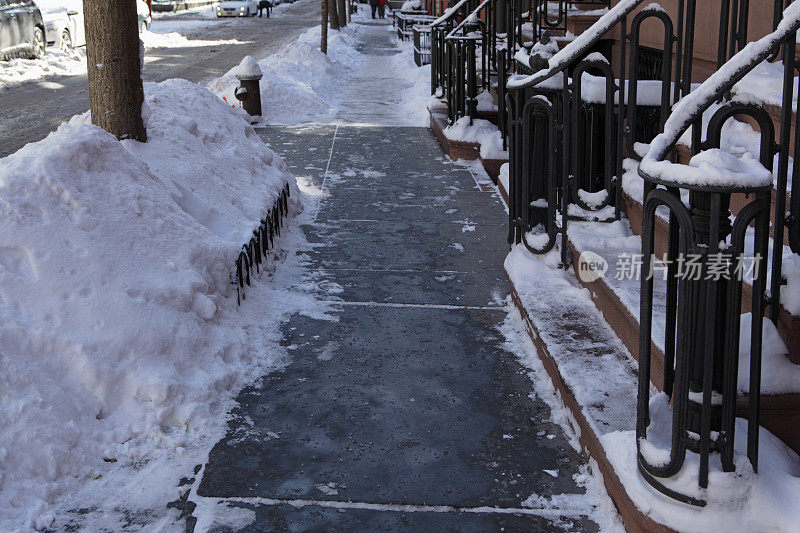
[636, 2, 800, 505]
[233, 182, 292, 305]
[505, 0, 687, 265]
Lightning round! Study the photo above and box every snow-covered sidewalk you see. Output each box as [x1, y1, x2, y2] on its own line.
[209, 8, 431, 126]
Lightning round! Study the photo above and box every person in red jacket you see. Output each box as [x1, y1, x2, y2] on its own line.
[377, 0, 387, 18]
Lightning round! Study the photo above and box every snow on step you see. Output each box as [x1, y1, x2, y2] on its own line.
[567, 220, 800, 395]
[505, 244, 638, 436]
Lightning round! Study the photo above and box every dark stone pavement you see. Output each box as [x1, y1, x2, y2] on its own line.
[194, 126, 600, 532]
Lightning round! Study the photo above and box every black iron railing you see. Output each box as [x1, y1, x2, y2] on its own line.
[413, 24, 433, 66]
[636, 3, 800, 504]
[501, 0, 800, 505]
[397, 11, 438, 41]
[233, 182, 292, 305]
[504, 0, 680, 265]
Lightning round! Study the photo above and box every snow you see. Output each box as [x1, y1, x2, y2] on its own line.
[499, 162, 509, 195]
[443, 116, 508, 160]
[140, 29, 244, 49]
[507, 0, 645, 90]
[642, 1, 800, 174]
[603, 393, 800, 532]
[0, 79, 316, 530]
[507, 239, 800, 531]
[235, 55, 263, 79]
[734, 59, 798, 111]
[0, 12, 238, 89]
[208, 25, 366, 125]
[501, 307, 625, 532]
[0, 49, 86, 89]
[737, 314, 800, 394]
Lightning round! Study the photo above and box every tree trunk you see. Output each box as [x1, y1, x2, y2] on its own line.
[321, 0, 328, 53]
[337, 0, 346, 27]
[82, 0, 146, 142]
[329, 0, 340, 30]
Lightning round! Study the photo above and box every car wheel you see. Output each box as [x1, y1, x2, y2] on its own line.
[30, 27, 46, 59]
[60, 29, 72, 52]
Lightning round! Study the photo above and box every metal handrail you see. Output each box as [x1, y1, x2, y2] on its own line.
[507, 0, 646, 90]
[641, 2, 800, 174]
[431, 0, 471, 26]
[444, 0, 494, 40]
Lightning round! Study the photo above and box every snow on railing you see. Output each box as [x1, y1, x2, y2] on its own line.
[432, 0, 471, 26]
[640, 1, 800, 182]
[507, 0, 647, 90]
[445, 0, 493, 39]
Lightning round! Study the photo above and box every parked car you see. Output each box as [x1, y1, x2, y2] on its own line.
[216, 0, 259, 17]
[0, 0, 46, 59]
[36, 0, 84, 51]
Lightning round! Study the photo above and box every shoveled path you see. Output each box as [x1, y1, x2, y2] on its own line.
[193, 22, 600, 532]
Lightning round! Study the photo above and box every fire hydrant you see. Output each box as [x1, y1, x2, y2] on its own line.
[234, 56, 263, 124]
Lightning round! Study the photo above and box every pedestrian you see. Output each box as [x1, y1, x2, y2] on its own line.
[378, 0, 387, 18]
[369, 0, 379, 19]
[258, 0, 271, 17]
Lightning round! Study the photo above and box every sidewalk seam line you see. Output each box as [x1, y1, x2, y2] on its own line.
[201, 496, 592, 518]
[320, 301, 500, 310]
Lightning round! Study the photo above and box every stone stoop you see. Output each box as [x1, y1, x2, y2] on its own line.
[429, 103, 508, 182]
[506, 271, 675, 533]
[496, 172, 800, 529]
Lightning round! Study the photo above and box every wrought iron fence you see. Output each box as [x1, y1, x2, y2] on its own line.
[636, 6, 800, 504]
[233, 182, 292, 305]
[413, 25, 433, 66]
[500, 0, 800, 505]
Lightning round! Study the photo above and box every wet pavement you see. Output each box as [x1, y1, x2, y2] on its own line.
[193, 123, 600, 531]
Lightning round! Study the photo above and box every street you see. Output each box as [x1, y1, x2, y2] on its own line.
[0, 0, 319, 158]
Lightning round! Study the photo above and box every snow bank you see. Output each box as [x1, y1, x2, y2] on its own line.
[208, 25, 365, 124]
[0, 78, 299, 530]
[0, 49, 86, 89]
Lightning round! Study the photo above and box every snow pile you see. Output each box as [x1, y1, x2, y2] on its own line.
[209, 25, 364, 124]
[734, 59, 797, 111]
[33, 0, 82, 13]
[0, 48, 86, 89]
[401, 0, 423, 9]
[390, 38, 434, 126]
[0, 78, 300, 530]
[444, 116, 509, 160]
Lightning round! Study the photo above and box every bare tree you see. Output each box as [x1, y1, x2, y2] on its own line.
[82, 0, 146, 142]
[321, 0, 329, 53]
[329, 0, 340, 30]
[337, 0, 347, 27]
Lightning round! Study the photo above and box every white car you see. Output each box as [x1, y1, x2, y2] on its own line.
[37, 0, 150, 51]
[36, 0, 84, 50]
[216, 0, 259, 17]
